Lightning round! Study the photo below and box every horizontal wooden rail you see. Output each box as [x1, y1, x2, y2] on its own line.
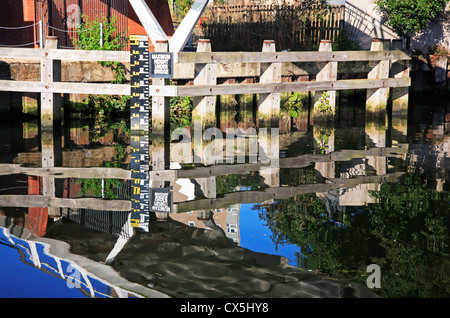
[0, 45, 129, 95]
[0, 195, 131, 211]
[45, 49, 130, 62]
[0, 164, 131, 179]
[0, 47, 129, 62]
[174, 50, 411, 64]
[150, 77, 411, 97]
[175, 172, 406, 213]
[0, 80, 130, 95]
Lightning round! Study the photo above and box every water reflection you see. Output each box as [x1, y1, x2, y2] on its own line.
[0, 215, 150, 298]
[0, 92, 449, 298]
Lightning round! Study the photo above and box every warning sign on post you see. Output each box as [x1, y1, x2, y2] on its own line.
[150, 52, 173, 78]
[149, 187, 173, 213]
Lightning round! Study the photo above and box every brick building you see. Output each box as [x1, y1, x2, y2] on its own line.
[0, 0, 174, 51]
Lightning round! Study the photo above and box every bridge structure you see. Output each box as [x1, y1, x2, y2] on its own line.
[0, 0, 413, 275]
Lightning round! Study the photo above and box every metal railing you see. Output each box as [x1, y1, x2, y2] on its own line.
[0, 20, 104, 49]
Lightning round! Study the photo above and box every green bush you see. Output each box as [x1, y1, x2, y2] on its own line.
[74, 15, 128, 84]
[375, 0, 449, 37]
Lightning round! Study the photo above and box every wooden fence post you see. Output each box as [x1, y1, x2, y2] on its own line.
[150, 39, 172, 220]
[257, 40, 281, 128]
[390, 39, 409, 115]
[365, 120, 387, 176]
[192, 39, 217, 198]
[365, 39, 389, 176]
[313, 39, 337, 123]
[192, 39, 218, 166]
[366, 39, 390, 121]
[258, 40, 280, 187]
[40, 36, 62, 215]
[151, 40, 170, 173]
[313, 42, 336, 181]
[41, 36, 62, 128]
[390, 39, 409, 143]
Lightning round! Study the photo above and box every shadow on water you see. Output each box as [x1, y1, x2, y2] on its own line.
[0, 89, 449, 298]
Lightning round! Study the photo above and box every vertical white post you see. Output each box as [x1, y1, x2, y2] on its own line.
[151, 40, 170, 172]
[41, 36, 62, 212]
[390, 39, 409, 144]
[151, 40, 171, 220]
[192, 39, 217, 166]
[366, 44, 388, 174]
[366, 39, 390, 121]
[257, 40, 280, 187]
[39, 20, 44, 49]
[41, 36, 62, 128]
[100, 23, 103, 47]
[313, 39, 337, 123]
[257, 40, 281, 129]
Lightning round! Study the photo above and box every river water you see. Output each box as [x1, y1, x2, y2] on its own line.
[0, 90, 449, 298]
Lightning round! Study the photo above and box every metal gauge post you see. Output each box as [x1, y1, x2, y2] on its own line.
[129, 35, 150, 229]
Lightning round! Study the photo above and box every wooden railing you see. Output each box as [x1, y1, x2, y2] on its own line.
[151, 38, 411, 127]
[0, 44, 129, 96]
[0, 37, 412, 215]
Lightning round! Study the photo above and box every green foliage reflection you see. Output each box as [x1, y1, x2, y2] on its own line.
[256, 172, 450, 297]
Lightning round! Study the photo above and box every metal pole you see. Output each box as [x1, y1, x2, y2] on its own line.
[39, 20, 44, 49]
[100, 23, 103, 47]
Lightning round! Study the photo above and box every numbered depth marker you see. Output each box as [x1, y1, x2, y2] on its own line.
[130, 35, 150, 229]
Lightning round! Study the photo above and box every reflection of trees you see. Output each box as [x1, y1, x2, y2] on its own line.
[256, 172, 450, 297]
[216, 173, 260, 195]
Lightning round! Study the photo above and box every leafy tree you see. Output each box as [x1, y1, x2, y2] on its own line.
[256, 172, 450, 297]
[375, 0, 449, 47]
[216, 173, 260, 195]
[170, 0, 195, 20]
[77, 178, 128, 199]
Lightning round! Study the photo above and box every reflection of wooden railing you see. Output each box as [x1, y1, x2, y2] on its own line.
[0, 144, 408, 180]
[0, 144, 409, 212]
[175, 172, 407, 213]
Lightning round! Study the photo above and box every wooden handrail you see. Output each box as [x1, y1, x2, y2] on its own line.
[150, 78, 411, 97]
[174, 50, 411, 64]
[0, 47, 129, 62]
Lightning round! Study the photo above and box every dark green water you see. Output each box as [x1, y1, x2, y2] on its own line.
[0, 90, 449, 298]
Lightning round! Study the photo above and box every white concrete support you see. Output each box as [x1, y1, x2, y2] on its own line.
[129, 0, 208, 53]
[128, 0, 169, 46]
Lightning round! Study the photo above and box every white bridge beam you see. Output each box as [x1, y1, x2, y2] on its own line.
[128, 0, 169, 45]
[128, 0, 209, 53]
